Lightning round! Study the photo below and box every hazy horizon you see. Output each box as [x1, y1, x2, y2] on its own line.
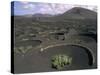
[11, 1, 97, 16]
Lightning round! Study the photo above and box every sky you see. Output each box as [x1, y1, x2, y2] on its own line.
[11, 1, 97, 16]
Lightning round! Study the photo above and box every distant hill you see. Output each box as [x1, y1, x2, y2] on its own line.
[32, 14, 53, 17]
[30, 7, 97, 22]
[13, 7, 97, 22]
[53, 7, 97, 20]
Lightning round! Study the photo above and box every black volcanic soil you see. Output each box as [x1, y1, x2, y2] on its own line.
[14, 45, 94, 73]
[15, 40, 42, 47]
[12, 7, 97, 73]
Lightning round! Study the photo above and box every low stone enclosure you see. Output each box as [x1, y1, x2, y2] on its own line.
[14, 32, 97, 67]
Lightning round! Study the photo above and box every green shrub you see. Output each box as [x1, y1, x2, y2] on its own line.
[51, 54, 72, 70]
[14, 45, 33, 54]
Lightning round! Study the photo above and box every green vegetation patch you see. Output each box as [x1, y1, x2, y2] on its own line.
[14, 45, 33, 54]
[51, 54, 72, 70]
